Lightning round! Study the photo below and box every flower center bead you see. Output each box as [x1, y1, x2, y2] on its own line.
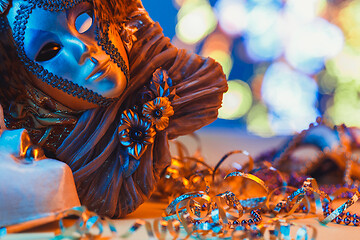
[153, 109, 163, 118]
[130, 129, 144, 142]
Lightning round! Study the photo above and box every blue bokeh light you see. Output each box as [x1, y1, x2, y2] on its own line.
[261, 62, 320, 133]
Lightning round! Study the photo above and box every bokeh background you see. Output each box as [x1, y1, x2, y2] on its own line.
[142, 0, 360, 137]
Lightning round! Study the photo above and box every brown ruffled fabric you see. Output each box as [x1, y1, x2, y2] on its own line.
[55, 1, 227, 218]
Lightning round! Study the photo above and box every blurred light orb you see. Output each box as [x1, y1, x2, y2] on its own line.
[269, 108, 319, 135]
[176, 0, 217, 44]
[327, 82, 360, 128]
[262, 62, 319, 133]
[201, 33, 233, 76]
[338, 1, 360, 49]
[284, 0, 321, 23]
[326, 45, 360, 84]
[284, 18, 344, 75]
[202, 32, 232, 55]
[262, 62, 318, 112]
[246, 4, 279, 36]
[215, 0, 247, 36]
[246, 103, 274, 137]
[245, 30, 283, 61]
[218, 80, 253, 120]
[203, 49, 233, 77]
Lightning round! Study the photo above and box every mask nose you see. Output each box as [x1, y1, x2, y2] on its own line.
[77, 41, 109, 65]
[67, 34, 97, 64]
[77, 43, 97, 65]
[69, 32, 111, 66]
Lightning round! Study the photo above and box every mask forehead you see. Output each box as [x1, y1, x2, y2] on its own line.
[25, 7, 68, 31]
[7, 0, 86, 38]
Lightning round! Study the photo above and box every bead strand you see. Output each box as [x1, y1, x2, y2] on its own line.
[232, 209, 263, 227]
[323, 203, 360, 226]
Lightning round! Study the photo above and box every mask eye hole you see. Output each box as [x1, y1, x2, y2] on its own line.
[35, 42, 61, 62]
[75, 11, 93, 34]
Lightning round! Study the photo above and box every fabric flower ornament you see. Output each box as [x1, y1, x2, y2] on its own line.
[142, 97, 174, 131]
[118, 109, 156, 160]
[149, 68, 179, 101]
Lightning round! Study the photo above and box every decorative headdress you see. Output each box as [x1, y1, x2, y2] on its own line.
[0, 0, 228, 219]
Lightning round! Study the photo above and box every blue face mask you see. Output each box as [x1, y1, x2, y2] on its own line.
[5, 0, 129, 109]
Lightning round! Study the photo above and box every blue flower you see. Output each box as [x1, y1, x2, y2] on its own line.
[118, 109, 156, 160]
[149, 68, 178, 101]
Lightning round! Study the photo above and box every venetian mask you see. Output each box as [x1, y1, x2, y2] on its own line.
[4, 0, 129, 110]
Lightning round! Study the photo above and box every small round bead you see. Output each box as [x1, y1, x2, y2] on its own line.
[254, 217, 261, 225]
[253, 211, 260, 217]
[335, 217, 342, 224]
[233, 220, 239, 225]
[241, 220, 247, 226]
[248, 219, 254, 225]
[344, 217, 351, 225]
[353, 218, 360, 226]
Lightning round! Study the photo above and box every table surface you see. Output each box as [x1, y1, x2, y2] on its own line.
[3, 128, 360, 239]
[4, 200, 360, 240]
